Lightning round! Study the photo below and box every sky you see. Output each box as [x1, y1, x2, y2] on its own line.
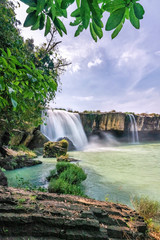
[16, 0, 160, 113]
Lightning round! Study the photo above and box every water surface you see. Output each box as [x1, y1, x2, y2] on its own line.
[5, 143, 160, 207]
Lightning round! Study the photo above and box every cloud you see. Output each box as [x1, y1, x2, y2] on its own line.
[70, 64, 81, 73]
[88, 58, 102, 68]
[73, 96, 93, 101]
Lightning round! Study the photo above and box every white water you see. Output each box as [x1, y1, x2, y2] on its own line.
[40, 110, 88, 150]
[128, 114, 139, 144]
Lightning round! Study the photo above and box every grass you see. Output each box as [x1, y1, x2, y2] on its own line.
[48, 162, 87, 197]
[132, 196, 160, 239]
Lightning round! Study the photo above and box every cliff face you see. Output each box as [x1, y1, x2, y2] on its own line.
[80, 113, 160, 141]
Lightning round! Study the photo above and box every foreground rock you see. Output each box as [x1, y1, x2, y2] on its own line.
[43, 140, 68, 158]
[0, 169, 8, 186]
[0, 186, 147, 239]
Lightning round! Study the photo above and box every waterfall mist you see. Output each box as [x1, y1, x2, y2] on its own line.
[128, 114, 139, 144]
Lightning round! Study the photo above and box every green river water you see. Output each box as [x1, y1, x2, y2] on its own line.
[5, 142, 160, 207]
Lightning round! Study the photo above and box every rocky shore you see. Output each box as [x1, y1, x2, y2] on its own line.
[0, 186, 147, 240]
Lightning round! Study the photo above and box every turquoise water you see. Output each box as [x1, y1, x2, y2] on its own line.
[5, 143, 160, 207]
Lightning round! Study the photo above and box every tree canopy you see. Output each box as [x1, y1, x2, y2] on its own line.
[20, 0, 145, 41]
[0, 1, 68, 132]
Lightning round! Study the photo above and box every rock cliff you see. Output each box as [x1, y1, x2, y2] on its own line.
[80, 113, 160, 141]
[0, 186, 147, 239]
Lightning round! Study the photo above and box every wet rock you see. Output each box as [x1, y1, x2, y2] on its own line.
[0, 156, 42, 170]
[28, 130, 49, 149]
[0, 169, 8, 186]
[43, 140, 68, 158]
[0, 186, 147, 239]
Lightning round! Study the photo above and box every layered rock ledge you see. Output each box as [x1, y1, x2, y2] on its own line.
[0, 187, 147, 239]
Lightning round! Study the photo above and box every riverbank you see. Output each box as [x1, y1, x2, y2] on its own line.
[0, 186, 147, 239]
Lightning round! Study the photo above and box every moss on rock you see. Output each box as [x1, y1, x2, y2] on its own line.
[43, 140, 68, 158]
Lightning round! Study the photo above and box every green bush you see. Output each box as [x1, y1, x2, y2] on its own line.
[48, 162, 87, 197]
[59, 165, 87, 185]
[56, 162, 71, 174]
[48, 178, 85, 196]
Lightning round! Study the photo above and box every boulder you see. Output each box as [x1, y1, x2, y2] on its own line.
[28, 130, 49, 149]
[43, 140, 68, 158]
[57, 137, 76, 151]
[0, 169, 8, 186]
[0, 186, 147, 239]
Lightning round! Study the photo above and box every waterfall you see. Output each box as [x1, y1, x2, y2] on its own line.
[128, 114, 139, 144]
[40, 110, 88, 150]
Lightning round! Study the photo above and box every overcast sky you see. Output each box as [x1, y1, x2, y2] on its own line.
[16, 0, 160, 113]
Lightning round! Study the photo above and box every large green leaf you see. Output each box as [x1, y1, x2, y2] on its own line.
[23, 11, 38, 27]
[26, 6, 37, 13]
[90, 22, 97, 42]
[45, 16, 51, 36]
[71, 8, 80, 18]
[31, 15, 40, 30]
[105, 7, 125, 31]
[36, 0, 45, 14]
[61, 0, 74, 9]
[39, 13, 45, 30]
[129, 4, 140, 29]
[80, 0, 90, 29]
[74, 24, 84, 37]
[54, 17, 67, 34]
[111, 23, 123, 39]
[133, 3, 145, 20]
[103, 0, 125, 12]
[92, 20, 103, 39]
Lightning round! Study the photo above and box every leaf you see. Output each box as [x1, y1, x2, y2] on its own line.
[61, 0, 74, 9]
[54, 17, 67, 34]
[39, 13, 45, 30]
[20, 0, 36, 7]
[26, 6, 36, 13]
[90, 22, 97, 42]
[71, 8, 80, 18]
[111, 23, 123, 39]
[23, 11, 38, 27]
[74, 24, 84, 37]
[105, 7, 125, 31]
[80, 0, 90, 29]
[11, 98, 17, 109]
[45, 16, 51, 36]
[129, 4, 140, 29]
[133, 3, 145, 20]
[92, 20, 103, 39]
[36, 0, 45, 14]
[7, 48, 11, 57]
[103, 0, 126, 12]
[76, 0, 80, 8]
[31, 15, 40, 30]
[50, 4, 56, 21]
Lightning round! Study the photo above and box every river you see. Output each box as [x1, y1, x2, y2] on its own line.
[5, 142, 160, 207]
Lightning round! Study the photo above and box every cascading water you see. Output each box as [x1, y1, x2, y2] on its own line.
[40, 110, 88, 150]
[128, 114, 139, 144]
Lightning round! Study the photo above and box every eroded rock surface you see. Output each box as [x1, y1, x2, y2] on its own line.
[0, 186, 147, 239]
[0, 169, 8, 186]
[43, 140, 68, 158]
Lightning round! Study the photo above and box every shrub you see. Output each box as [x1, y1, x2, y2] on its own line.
[132, 196, 160, 220]
[59, 165, 87, 185]
[56, 162, 71, 174]
[48, 178, 85, 196]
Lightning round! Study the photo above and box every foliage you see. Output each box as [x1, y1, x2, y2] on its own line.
[20, 0, 145, 40]
[48, 162, 87, 197]
[48, 178, 85, 196]
[132, 196, 160, 235]
[0, 1, 68, 135]
[15, 176, 47, 192]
